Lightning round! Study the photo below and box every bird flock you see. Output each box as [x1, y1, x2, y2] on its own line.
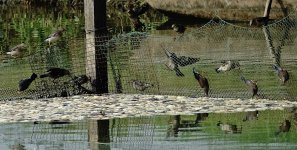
[131, 24, 290, 99]
[5, 28, 91, 94]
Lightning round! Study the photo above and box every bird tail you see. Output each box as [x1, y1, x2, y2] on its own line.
[175, 68, 184, 76]
[40, 73, 49, 78]
[6, 52, 11, 55]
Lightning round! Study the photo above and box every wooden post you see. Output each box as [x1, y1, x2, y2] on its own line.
[88, 119, 110, 149]
[84, 0, 108, 94]
[263, 0, 273, 17]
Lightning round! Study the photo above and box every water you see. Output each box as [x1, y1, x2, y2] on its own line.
[0, 110, 297, 150]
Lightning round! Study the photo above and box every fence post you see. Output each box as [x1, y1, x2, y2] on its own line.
[263, 0, 273, 17]
[84, 0, 108, 94]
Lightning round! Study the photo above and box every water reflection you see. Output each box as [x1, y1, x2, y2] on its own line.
[0, 110, 297, 149]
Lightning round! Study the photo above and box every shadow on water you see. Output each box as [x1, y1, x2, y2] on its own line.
[1, 109, 297, 150]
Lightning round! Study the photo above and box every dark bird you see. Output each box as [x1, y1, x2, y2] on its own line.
[130, 80, 153, 92]
[249, 17, 269, 27]
[241, 76, 258, 98]
[177, 56, 200, 67]
[243, 110, 259, 122]
[215, 60, 240, 73]
[45, 27, 65, 45]
[6, 43, 26, 58]
[273, 64, 289, 84]
[40, 68, 70, 79]
[275, 119, 291, 135]
[18, 73, 37, 92]
[172, 24, 186, 34]
[217, 121, 242, 134]
[165, 49, 184, 76]
[193, 67, 209, 97]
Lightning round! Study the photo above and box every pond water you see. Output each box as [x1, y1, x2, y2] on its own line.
[0, 110, 297, 150]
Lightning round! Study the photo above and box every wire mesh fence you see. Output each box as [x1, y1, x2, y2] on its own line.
[0, 14, 297, 100]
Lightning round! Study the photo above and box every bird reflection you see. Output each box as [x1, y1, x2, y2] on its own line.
[243, 110, 259, 122]
[273, 64, 289, 84]
[217, 121, 242, 134]
[275, 119, 291, 135]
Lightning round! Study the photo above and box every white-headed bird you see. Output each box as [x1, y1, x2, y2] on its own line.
[215, 60, 240, 73]
[6, 43, 26, 58]
[45, 27, 65, 45]
[193, 67, 209, 97]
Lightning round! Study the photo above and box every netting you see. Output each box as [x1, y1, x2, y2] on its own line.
[0, 14, 297, 100]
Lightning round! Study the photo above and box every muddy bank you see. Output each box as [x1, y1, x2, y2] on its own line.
[146, 0, 297, 21]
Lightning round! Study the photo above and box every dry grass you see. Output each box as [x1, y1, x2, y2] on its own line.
[146, 0, 297, 20]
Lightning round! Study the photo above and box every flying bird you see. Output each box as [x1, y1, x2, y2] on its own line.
[45, 27, 65, 45]
[40, 67, 70, 80]
[215, 60, 240, 73]
[193, 67, 209, 97]
[241, 76, 258, 98]
[275, 119, 291, 135]
[18, 73, 38, 92]
[273, 64, 289, 84]
[165, 49, 184, 76]
[130, 80, 153, 92]
[6, 43, 26, 58]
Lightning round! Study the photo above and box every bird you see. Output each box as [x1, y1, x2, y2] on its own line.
[130, 80, 153, 92]
[6, 43, 26, 58]
[193, 67, 209, 97]
[241, 76, 258, 98]
[217, 121, 241, 134]
[45, 27, 65, 45]
[18, 73, 38, 92]
[275, 119, 291, 135]
[177, 56, 200, 67]
[40, 68, 70, 80]
[172, 24, 186, 34]
[172, 24, 186, 40]
[215, 60, 240, 73]
[273, 64, 289, 84]
[165, 49, 184, 76]
[243, 110, 259, 122]
[249, 17, 269, 27]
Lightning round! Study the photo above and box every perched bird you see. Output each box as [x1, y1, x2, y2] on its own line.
[45, 27, 65, 45]
[215, 60, 240, 73]
[193, 67, 209, 97]
[217, 121, 241, 134]
[172, 24, 186, 34]
[249, 17, 269, 27]
[275, 119, 291, 135]
[40, 67, 70, 80]
[6, 43, 26, 58]
[165, 49, 184, 77]
[241, 76, 258, 98]
[18, 73, 38, 92]
[243, 110, 259, 122]
[130, 80, 153, 92]
[273, 64, 289, 84]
